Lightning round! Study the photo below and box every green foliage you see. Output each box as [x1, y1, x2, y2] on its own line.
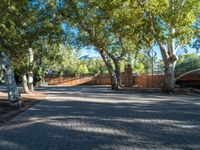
[175, 53, 200, 73]
[33, 40, 108, 77]
[0, 0, 27, 55]
[68, 57, 108, 76]
[0, 0, 62, 79]
[86, 59, 106, 74]
[143, 0, 200, 45]
[1, 0, 199, 89]
[133, 61, 145, 73]
[76, 64, 89, 76]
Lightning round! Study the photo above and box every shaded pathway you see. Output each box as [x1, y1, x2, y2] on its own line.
[0, 86, 200, 150]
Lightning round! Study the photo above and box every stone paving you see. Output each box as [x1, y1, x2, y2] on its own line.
[0, 86, 200, 150]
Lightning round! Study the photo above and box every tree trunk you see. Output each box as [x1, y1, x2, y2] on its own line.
[176, 68, 200, 81]
[158, 42, 177, 93]
[22, 73, 30, 94]
[28, 71, 34, 91]
[113, 58, 121, 87]
[28, 47, 34, 91]
[0, 52, 20, 102]
[110, 71, 119, 90]
[0, 68, 3, 83]
[99, 50, 118, 89]
[38, 48, 45, 86]
[162, 62, 176, 93]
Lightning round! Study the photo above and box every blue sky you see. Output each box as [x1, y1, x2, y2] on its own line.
[80, 45, 199, 59]
[80, 47, 100, 58]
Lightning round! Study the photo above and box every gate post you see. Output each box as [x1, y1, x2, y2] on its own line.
[124, 64, 133, 87]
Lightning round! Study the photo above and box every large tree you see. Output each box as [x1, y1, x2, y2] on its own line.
[61, 0, 145, 89]
[0, 0, 28, 102]
[1, 0, 63, 94]
[140, 0, 200, 92]
[19, 0, 62, 93]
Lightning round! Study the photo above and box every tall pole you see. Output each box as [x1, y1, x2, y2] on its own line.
[148, 48, 157, 88]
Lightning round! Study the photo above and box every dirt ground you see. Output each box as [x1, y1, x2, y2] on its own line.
[0, 91, 46, 126]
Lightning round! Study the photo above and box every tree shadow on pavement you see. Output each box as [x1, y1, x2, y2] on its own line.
[0, 86, 200, 150]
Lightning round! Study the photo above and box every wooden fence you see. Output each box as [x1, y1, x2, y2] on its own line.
[45, 73, 200, 88]
[45, 76, 97, 86]
[133, 74, 165, 88]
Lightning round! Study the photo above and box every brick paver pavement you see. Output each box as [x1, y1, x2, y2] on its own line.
[0, 86, 200, 150]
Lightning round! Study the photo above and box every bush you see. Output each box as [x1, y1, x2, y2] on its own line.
[176, 53, 200, 73]
[76, 64, 89, 76]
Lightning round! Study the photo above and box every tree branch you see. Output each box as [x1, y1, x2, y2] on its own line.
[118, 37, 126, 59]
[176, 68, 200, 81]
[158, 42, 169, 66]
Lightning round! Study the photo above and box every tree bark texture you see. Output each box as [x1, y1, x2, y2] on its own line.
[99, 50, 118, 89]
[163, 62, 176, 92]
[158, 43, 177, 93]
[113, 58, 121, 87]
[0, 52, 20, 102]
[28, 47, 34, 91]
[22, 73, 30, 94]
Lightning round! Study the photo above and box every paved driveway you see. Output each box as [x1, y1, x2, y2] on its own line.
[0, 86, 200, 150]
